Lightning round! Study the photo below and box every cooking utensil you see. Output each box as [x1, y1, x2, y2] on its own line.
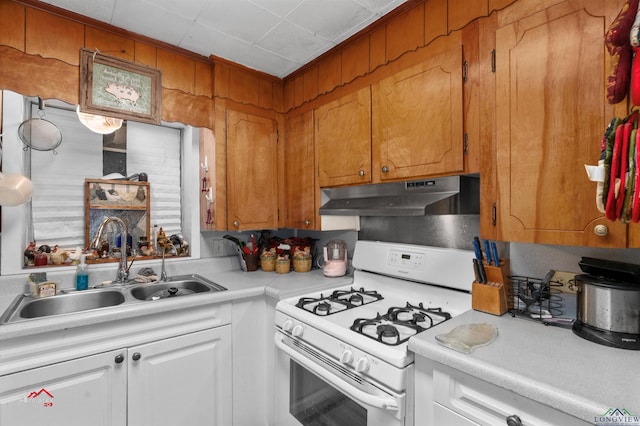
[490, 241, 500, 266]
[483, 240, 493, 265]
[223, 235, 247, 271]
[472, 237, 482, 260]
[18, 97, 62, 153]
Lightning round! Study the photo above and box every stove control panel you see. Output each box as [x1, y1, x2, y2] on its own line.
[387, 249, 425, 271]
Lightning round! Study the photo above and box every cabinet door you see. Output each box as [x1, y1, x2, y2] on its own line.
[0, 349, 127, 426]
[227, 110, 278, 230]
[372, 44, 464, 181]
[495, 0, 626, 247]
[315, 87, 371, 187]
[128, 326, 232, 426]
[285, 110, 317, 229]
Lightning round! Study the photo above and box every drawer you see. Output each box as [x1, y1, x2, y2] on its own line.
[432, 363, 589, 426]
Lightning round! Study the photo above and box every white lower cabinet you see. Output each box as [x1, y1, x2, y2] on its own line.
[0, 326, 232, 426]
[415, 358, 590, 426]
[128, 326, 232, 426]
[0, 349, 127, 425]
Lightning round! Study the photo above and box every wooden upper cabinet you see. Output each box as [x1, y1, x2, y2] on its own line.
[315, 87, 372, 187]
[226, 109, 278, 231]
[495, 0, 626, 247]
[284, 110, 316, 229]
[372, 44, 464, 182]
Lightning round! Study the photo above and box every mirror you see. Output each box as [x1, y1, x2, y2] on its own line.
[1, 90, 199, 273]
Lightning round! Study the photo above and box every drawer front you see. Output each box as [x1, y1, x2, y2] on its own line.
[433, 363, 589, 426]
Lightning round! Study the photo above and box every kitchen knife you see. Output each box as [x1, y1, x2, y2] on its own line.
[483, 240, 493, 265]
[473, 258, 487, 283]
[490, 241, 500, 266]
[472, 237, 483, 260]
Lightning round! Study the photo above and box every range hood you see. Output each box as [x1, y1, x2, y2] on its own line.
[319, 175, 479, 216]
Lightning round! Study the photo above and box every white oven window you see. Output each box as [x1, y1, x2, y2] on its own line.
[290, 360, 367, 426]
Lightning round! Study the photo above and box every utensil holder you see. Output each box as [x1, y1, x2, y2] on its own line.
[243, 253, 259, 271]
[472, 260, 512, 316]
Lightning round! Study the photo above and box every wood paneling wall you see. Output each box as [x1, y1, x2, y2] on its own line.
[0, 0, 282, 129]
[0, 0, 515, 121]
[283, 0, 516, 111]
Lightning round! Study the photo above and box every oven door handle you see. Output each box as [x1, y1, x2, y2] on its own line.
[274, 333, 400, 412]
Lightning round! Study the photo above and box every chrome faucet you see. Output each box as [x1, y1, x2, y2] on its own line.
[159, 247, 169, 282]
[90, 216, 130, 284]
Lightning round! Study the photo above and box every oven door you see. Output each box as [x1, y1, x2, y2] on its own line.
[274, 331, 408, 426]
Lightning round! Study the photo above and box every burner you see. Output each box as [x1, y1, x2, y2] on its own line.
[348, 293, 364, 305]
[350, 303, 453, 346]
[330, 287, 383, 306]
[296, 287, 384, 316]
[387, 302, 451, 327]
[295, 294, 352, 316]
[314, 301, 332, 315]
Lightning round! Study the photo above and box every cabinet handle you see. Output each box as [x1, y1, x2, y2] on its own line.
[304, 220, 311, 226]
[506, 414, 522, 426]
[132, 352, 142, 361]
[233, 220, 240, 228]
[381, 166, 389, 174]
[358, 169, 366, 177]
[594, 224, 608, 237]
[114, 354, 124, 364]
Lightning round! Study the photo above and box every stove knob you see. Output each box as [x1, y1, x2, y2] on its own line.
[340, 350, 354, 364]
[292, 324, 304, 337]
[355, 357, 369, 373]
[282, 319, 294, 333]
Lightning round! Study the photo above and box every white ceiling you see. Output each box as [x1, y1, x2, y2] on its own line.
[39, 0, 408, 78]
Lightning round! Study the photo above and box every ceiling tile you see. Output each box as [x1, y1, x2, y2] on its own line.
[40, 0, 116, 22]
[257, 20, 331, 63]
[111, 0, 193, 46]
[131, 0, 208, 20]
[287, 0, 371, 40]
[248, 0, 304, 18]
[181, 24, 252, 60]
[196, 0, 281, 44]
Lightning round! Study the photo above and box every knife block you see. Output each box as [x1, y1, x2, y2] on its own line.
[472, 260, 512, 316]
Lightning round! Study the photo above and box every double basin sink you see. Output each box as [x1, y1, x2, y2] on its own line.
[0, 274, 227, 324]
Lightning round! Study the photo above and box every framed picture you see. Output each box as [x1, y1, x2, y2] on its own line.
[80, 48, 162, 124]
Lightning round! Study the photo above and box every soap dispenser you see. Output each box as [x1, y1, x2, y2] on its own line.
[75, 254, 89, 290]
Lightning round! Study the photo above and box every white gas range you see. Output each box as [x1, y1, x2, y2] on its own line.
[274, 240, 475, 426]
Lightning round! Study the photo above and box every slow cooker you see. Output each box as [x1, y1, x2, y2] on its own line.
[573, 257, 640, 350]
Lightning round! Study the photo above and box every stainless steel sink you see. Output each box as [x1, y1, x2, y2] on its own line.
[129, 274, 226, 301]
[0, 274, 226, 323]
[1, 290, 126, 322]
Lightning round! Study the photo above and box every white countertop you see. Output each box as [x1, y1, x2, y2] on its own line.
[408, 309, 640, 422]
[0, 266, 353, 341]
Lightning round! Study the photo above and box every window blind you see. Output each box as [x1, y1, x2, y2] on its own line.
[29, 105, 182, 250]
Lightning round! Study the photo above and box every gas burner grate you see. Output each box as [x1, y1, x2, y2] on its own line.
[350, 303, 452, 346]
[295, 287, 384, 316]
